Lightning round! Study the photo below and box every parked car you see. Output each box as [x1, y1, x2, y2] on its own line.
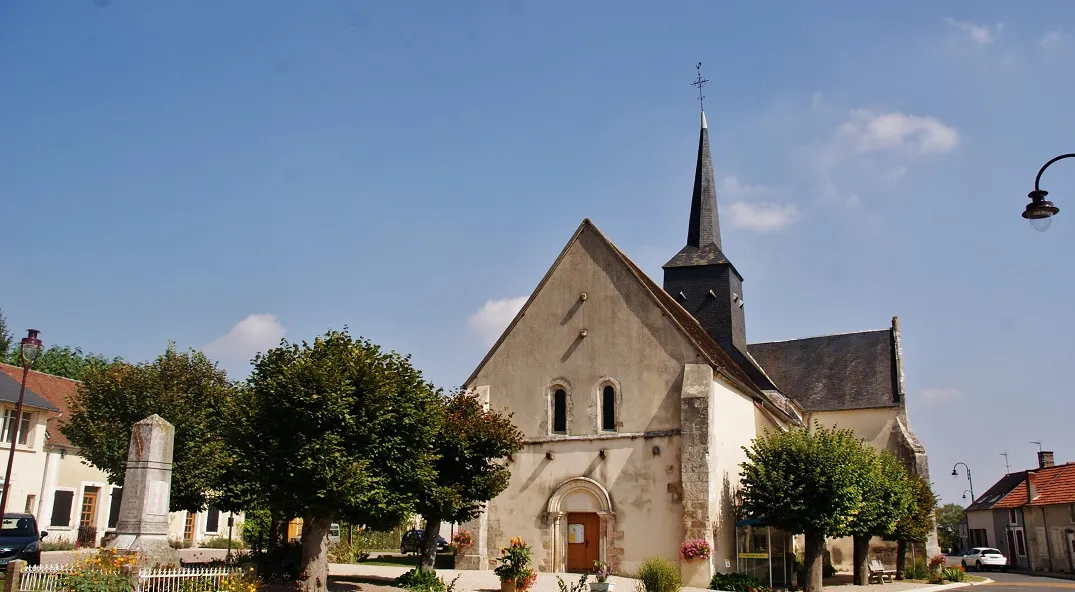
[0, 514, 45, 567]
[329, 523, 341, 544]
[399, 529, 448, 555]
[950, 547, 1008, 572]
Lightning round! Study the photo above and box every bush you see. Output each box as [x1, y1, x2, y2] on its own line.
[329, 540, 368, 564]
[942, 566, 967, 582]
[169, 539, 193, 549]
[636, 556, 681, 592]
[680, 539, 712, 562]
[903, 558, 929, 580]
[557, 573, 589, 592]
[200, 537, 247, 549]
[710, 572, 770, 592]
[928, 553, 947, 572]
[60, 549, 140, 592]
[250, 542, 301, 583]
[41, 540, 77, 551]
[395, 568, 460, 592]
[240, 508, 271, 550]
[352, 528, 403, 551]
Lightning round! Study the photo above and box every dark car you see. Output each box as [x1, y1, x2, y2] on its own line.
[399, 529, 448, 555]
[0, 514, 46, 567]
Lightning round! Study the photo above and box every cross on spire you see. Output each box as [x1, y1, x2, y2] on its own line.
[691, 62, 709, 112]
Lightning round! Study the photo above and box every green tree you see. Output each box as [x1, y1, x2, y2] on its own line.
[228, 328, 441, 592]
[739, 424, 869, 592]
[14, 345, 120, 380]
[0, 307, 12, 361]
[415, 390, 524, 570]
[885, 474, 938, 576]
[934, 503, 966, 553]
[61, 345, 236, 512]
[847, 450, 914, 585]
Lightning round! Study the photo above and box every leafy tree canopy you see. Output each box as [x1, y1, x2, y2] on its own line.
[739, 424, 868, 538]
[61, 344, 236, 512]
[13, 345, 121, 381]
[226, 328, 442, 529]
[887, 474, 938, 544]
[935, 503, 966, 552]
[0, 308, 12, 361]
[847, 449, 914, 539]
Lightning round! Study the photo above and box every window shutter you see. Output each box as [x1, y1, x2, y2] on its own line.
[51, 491, 74, 527]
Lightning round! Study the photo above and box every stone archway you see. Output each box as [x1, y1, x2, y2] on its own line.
[544, 477, 618, 573]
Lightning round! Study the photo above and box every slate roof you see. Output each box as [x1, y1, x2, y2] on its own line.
[747, 329, 900, 412]
[0, 363, 73, 447]
[965, 471, 1028, 511]
[0, 368, 59, 413]
[994, 462, 1075, 509]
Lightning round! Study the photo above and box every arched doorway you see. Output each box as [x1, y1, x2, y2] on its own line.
[546, 477, 614, 573]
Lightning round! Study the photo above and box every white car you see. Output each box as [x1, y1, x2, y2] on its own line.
[955, 547, 1008, 572]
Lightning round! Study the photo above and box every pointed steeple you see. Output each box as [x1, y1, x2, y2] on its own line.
[686, 111, 720, 250]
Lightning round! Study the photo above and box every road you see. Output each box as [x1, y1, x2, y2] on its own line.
[979, 572, 1075, 592]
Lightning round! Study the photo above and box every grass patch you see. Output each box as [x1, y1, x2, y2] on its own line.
[967, 575, 988, 583]
[362, 554, 454, 569]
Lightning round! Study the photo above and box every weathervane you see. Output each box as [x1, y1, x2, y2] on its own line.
[691, 62, 709, 112]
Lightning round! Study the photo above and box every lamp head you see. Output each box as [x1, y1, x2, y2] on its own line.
[19, 329, 42, 367]
[1023, 190, 1059, 232]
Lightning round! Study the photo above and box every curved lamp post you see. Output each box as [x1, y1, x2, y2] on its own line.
[962, 489, 973, 500]
[0, 330, 43, 521]
[1023, 153, 1075, 232]
[952, 462, 975, 502]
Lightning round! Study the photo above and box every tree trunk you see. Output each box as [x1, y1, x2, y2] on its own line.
[852, 535, 870, 585]
[298, 515, 334, 592]
[803, 532, 826, 592]
[268, 514, 282, 550]
[895, 540, 907, 580]
[420, 517, 442, 571]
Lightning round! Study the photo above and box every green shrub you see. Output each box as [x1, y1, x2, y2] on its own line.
[557, 573, 589, 592]
[941, 567, 967, 582]
[251, 541, 302, 583]
[240, 508, 271, 550]
[636, 556, 681, 592]
[41, 540, 76, 551]
[710, 572, 770, 592]
[352, 528, 403, 551]
[168, 539, 193, 549]
[395, 568, 460, 592]
[903, 558, 928, 580]
[199, 536, 246, 549]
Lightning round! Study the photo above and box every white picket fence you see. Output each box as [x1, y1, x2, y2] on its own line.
[16, 564, 243, 592]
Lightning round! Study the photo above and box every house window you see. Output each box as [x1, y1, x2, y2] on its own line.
[553, 389, 567, 434]
[1009, 509, 1017, 525]
[601, 385, 616, 431]
[50, 490, 74, 527]
[1, 410, 32, 446]
[205, 506, 220, 534]
[1015, 529, 1026, 556]
[24, 495, 35, 514]
[107, 488, 123, 529]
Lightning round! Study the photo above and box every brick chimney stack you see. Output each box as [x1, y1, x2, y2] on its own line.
[1037, 450, 1055, 468]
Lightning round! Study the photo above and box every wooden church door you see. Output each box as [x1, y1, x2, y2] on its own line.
[566, 513, 600, 572]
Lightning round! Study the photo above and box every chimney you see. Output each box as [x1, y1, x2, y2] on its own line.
[1038, 451, 1055, 468]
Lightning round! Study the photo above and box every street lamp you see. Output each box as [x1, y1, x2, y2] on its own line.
[1022, 153, 1075, 232]
[952, 462, 975, 502]
[962, 489, 973, 500]
[0, 330, 43, 521]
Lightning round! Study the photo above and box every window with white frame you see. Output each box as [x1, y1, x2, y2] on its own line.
[1008, 509, 1017, 525]
[1, 410, 32, 446]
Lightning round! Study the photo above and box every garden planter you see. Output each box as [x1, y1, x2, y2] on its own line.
[500, 579, 517, 592]
[590, 582, 615, 592]
[680, 559, 711, 588]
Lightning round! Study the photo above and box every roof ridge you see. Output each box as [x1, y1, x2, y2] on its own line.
[749, 327, 891, 345]
[0, 362, 84, 385]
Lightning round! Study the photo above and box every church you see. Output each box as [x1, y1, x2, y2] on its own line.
[455, 109, 934, 587]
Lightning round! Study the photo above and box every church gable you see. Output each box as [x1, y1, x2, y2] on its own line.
[465, 219, 766, 439]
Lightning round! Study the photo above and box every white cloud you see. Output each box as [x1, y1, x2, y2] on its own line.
[721, 176, 768, 199]
[944, 17, 1001, 45]
[1041, 28, 1064, 46]
[203, 314, 287, 361]
[921, 387, 961, 404]
[837, 109, 960, 156]
[468, 297, 527, 346]
[728, 202, 801, 231]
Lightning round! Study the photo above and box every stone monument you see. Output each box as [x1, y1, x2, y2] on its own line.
[107, 414, 181, 566]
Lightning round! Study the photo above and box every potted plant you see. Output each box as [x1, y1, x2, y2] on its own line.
[590, 560, 614, 592]
[493, 537, 537, 592]
[452, 529, 474, 556]
[679, 538, 712, 563]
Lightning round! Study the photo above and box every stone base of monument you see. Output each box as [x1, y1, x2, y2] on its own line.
[107, 534, 180, 567]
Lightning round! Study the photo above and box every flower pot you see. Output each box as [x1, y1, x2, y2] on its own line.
[590, 582, 615, 592]
[500, 579, 517, 592]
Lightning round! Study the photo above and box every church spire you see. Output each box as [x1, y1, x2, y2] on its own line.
[686, 108, 720, 250]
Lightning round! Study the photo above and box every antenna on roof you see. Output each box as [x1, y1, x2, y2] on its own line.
[1001, 452, 1010, 473]
[1031, 441, 1043, 452]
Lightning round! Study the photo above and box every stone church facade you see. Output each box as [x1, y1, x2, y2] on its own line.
[456, 112, 934, 586]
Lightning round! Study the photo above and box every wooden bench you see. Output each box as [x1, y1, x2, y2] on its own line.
[869, 560, 897, 584]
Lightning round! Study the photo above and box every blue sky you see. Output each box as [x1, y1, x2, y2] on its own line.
[3, 1, 1073, 507]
